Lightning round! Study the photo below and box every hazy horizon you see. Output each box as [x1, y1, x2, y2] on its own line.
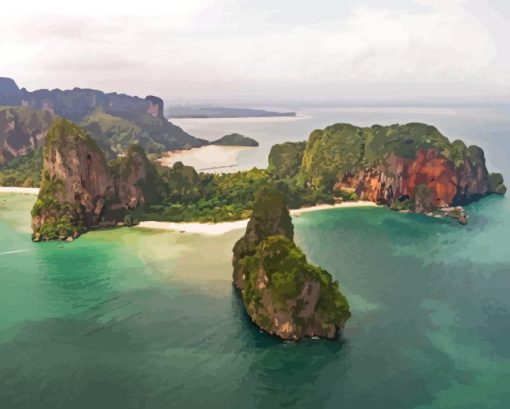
[2, 0, 510, 104]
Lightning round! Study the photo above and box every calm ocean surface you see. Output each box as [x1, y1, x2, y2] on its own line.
[171, 105, 510, 177]
[1, 106, 509, 408]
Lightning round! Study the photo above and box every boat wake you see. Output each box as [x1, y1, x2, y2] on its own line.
[0, 249, 30, 256]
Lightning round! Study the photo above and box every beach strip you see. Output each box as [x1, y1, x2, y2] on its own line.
[0, 187, 378, 235]
[0, 187, 40, 194]
[137, 201, 378, 235]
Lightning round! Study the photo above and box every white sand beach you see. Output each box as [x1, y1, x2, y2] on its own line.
[1, 188, 378, 236]
[290, 201, 379, 216]
[0, 187, 39, 194]
[137, 201, 378, 235]
[137, 219, 250, 236]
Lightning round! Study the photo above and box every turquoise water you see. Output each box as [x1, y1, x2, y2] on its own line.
[1, 192, 509, 408]
[2, 105, 510, 408]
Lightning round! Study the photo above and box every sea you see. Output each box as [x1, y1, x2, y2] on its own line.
[1, 106, 509, 408]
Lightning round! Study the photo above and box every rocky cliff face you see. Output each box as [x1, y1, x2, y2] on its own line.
[0, 107, 54, 164]
[31, 119, 161, 241]
[18, 87, 164, 122]
[335, 148, 493, 212]
[299, 123, 505, 213]
[232, 187, 350, 340]
[0, 77, 207, 158]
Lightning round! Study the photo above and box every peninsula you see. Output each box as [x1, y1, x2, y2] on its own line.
[166, 105, 296, 118]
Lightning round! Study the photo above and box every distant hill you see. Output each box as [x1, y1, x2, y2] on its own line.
[0, 77, 207, 159]
[210, 133, 259, 147]
[0, 77, 22, 105]
[166, 105, 296, 118]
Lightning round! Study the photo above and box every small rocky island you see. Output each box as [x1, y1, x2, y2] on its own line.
[210, 133, 259, 147]
[232, 187, 350, 340]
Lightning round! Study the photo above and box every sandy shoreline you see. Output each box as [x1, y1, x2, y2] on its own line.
[158, 145, 256, 173]
[1, 188, 378, 236]
[0, 187, 39, 194]
[137, 219, 250, 236]
[137, 201, 378, 236]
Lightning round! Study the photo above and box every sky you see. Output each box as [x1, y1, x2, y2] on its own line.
[1, 0, 510, 104]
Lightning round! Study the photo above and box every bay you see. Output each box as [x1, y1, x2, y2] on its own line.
[1, 105, 510, 408]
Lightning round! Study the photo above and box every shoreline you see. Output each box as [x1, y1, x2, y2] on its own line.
[157, 145, 256, 173]
[0, 189, 378, 236]
[0, 187, 39, 194]
[136, 201, 378, 236]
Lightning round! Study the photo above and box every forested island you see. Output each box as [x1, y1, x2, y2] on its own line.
[210, 133, 259, 147]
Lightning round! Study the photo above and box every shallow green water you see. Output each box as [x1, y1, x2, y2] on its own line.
[1, 193, 509, 408]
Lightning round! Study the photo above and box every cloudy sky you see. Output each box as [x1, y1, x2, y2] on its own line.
[1, 0, 509, 103]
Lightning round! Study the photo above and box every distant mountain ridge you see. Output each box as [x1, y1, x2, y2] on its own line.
[1, 77, 166, 120]
[0, 77, 207, 160]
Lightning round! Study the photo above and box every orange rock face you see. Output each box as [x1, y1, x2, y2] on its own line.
[408, 150, 457, 208]
[335, 149, 489, 211]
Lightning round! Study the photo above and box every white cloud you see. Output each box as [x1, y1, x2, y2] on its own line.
[0, 0, 506, 100]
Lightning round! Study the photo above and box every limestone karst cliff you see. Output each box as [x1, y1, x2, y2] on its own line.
[269, 123, 506, 215]
[0, 107, 53, 164]
[232, 187, 350, 340]
[31, 119, 162, 241]
[0, 77, 207, 160]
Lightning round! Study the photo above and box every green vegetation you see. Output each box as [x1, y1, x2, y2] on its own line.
[139, 159, 340, 223]
[0, 106, 53, 179]
[232, 187, 350, 339]
[123, 214, 140, 227]
[12, 119, 505, 231]
[240, 235, 350, 323]
[44, 117, 104, 159]
[81, 109, 166, 156]
[31, 171, 82, 241]
[0, 149, 42, 187]
[444, 140, 468, 168]
[143, 166, 272, 222]
[210, 133, 259, 147]
[267, 141, 306, 179]
[300, 123, 459, 191]
[488, 172, 507, 195]
[111, 145, 166, 205]
[390, 197, 413, 211]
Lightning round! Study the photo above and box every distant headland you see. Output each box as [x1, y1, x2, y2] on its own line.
[166, 105, 296, 118]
